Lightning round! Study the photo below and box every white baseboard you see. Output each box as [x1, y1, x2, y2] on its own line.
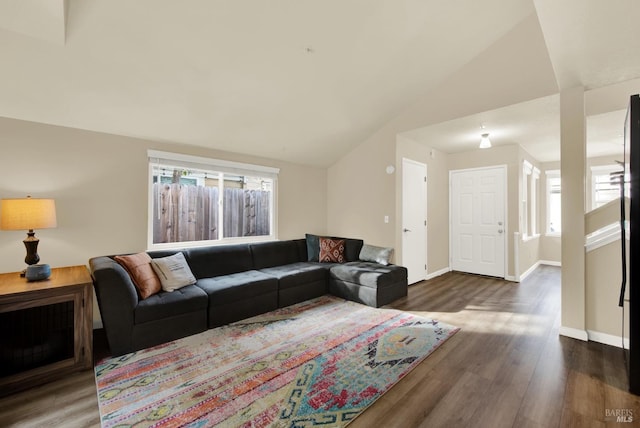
[519, 261, 540, 282]
[587, 330, 629, 349]
[505, 275, 519, 282]
[539, 260, 561, 267]
[426, 267, 451, 280]
[559, 326, 589, 341]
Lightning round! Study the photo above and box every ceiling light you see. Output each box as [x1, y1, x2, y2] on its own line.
[479, 133, 492, 149]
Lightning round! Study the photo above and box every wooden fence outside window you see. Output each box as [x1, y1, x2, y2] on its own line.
[152, 183, 271, 244]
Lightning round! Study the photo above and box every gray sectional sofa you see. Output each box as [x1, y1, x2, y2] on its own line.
[89, 237, 408, 356]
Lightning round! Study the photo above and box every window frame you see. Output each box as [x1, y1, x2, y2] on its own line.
[147, 150, 279, 250]
[545, 169, 561, 237]
[590, 164, 626, 210]
[522, 160, 540, 239]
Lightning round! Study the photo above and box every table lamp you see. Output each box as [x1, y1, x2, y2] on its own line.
[0, 196, 57, 277]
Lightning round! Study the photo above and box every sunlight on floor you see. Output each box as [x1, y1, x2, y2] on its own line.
[409, 309, 547, 336]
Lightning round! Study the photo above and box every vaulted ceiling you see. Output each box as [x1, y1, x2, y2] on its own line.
[1, 1, 639, 166]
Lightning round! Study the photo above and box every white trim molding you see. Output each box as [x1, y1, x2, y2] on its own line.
[519, 261, 540, 282]
[539, 260, 561, 267]
[425, 266, 451, 281]
[559, 326, 589, 341]
[588, 330, 629, 349]
[585, 221, 629, 253]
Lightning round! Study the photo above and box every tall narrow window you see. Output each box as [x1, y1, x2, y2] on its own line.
[522, 160, 539, 237]
[546, 170, 561, 235]
[522, 161, 530, 237]
[148, 150, 278, 249]
[530, 166, 540, 236]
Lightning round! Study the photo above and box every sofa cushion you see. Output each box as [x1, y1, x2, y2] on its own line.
[259, 262, 328, 290]
[250, 241, 300, 269]
[305, 234, 364, 262]
[114, 252, 161, 299]
[294, 238, 309, 262]
[359, 244, 394, 266]
[184, 244, 253, 278]
[305, 234, 321, 262]
[330, 261, 407, 289]
[319, 237, 346, 263]
[196, 270, 278, 302]
[135, 284, 208, 324]
[151, 252, 197, 291]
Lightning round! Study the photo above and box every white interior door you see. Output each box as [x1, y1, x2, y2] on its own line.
[450, 166, 506, 278]
[402, 158, 427, 284]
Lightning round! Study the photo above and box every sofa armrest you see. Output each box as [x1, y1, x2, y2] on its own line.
[89, 256, 139, 354]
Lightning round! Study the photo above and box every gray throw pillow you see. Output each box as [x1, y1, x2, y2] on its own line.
[359, 244, 394, 265]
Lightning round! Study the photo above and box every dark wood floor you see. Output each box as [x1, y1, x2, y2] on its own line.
[1, 265, 638, 427]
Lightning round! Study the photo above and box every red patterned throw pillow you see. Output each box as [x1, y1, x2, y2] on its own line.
[319, 237, 346, 263]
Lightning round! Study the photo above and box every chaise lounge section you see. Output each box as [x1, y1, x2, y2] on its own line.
[90, 236, 408, 356]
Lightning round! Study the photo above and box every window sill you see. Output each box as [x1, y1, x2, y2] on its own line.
[522, 234, 540, 242]
[545, 233, 561, 238]
[148, 235, 277, 251]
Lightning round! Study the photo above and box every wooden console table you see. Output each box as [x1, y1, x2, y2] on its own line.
[0, 265, 93, 396]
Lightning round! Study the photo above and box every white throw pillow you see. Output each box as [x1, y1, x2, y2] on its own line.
[150, 252, 196, 292]
[359, 244, 394, 265]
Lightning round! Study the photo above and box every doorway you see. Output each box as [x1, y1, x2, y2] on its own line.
[402, 158, 427, 284]
[450, 166, 506, 278]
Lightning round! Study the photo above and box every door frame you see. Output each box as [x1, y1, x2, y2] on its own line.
[448, 165, 508, 279]
[402, 157, 427, 284]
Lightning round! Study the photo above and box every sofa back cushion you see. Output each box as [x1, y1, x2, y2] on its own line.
[293, 239, 308, 261]
[250, 240, 301, 269]
[184, 244, 253, 278]
[344, 238, 364, 262]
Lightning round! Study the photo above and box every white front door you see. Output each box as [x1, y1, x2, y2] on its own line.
[402, 158, 427, 284]
[450, 166, 506, 278]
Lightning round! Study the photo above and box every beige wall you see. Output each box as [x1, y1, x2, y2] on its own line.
[586, 240, 628, 340]
[326, 125, 397, 248]
[0, 117, 328, 324]
[326, 13, 558, 259]
[395, 136, 449, 275]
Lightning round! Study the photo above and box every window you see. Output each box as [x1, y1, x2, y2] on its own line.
[522, 160, 540, 238]
[148, 150, 278, 249]
[546, 170, 561, 235]
[591, 164, 627, 209]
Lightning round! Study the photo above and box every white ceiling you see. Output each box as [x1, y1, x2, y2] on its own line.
[400, 94, 629, 162]
[0, 1, 639, 166]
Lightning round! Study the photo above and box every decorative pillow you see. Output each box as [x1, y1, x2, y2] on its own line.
[305, 233, 321, 262]
[359, 244, 394, 266]
[114, 252, 162, 299]
[319, 237, 346, 263]
[150, 252, 197, 291]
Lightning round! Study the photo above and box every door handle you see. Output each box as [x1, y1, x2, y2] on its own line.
[498, 229, 504, 234]
[403, 228, 411, 232]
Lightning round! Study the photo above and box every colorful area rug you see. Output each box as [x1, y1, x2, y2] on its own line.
[95, 295, 459, 427]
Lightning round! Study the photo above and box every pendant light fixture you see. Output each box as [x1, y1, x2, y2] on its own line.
[479, 133, 492, 149]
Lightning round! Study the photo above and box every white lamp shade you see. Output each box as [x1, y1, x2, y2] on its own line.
[0, 198, 57, 231]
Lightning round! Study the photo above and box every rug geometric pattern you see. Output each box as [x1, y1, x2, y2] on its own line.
[95, 295, 459, 427]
